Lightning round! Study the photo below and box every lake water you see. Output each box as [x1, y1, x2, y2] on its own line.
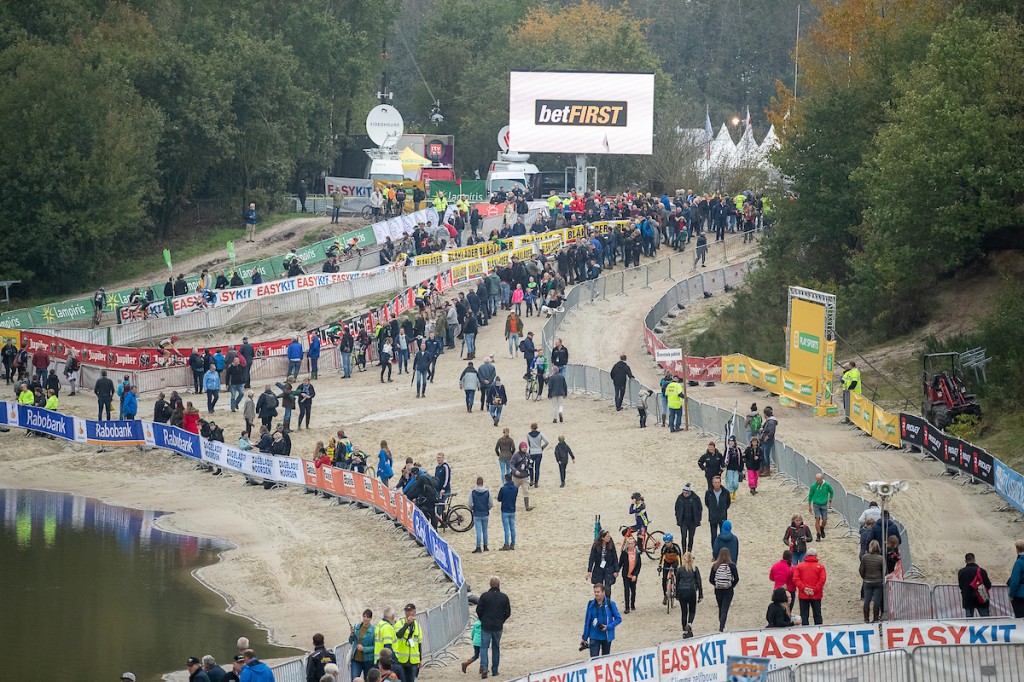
[0, 488, 298, 682]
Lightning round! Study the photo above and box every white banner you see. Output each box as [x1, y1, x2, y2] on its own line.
[202, 438, 302, 484]
[881, 619, 1024, 649]
[530, 646, 658, 682]
[325, 177, 373, 211]
[370, 208, 439, 245]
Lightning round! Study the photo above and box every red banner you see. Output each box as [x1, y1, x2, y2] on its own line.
[684, 356, 722, 382]
[473, 202, 507, 218]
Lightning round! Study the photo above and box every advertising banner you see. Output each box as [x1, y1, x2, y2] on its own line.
[881, 619, 1024, 649]
[658, 624, 880, 682]
[850, 392, 875, 434]
[994, 460, 1024, 514]
[19, 405, 76, 440]
[370, 208, 438, 244]
[821, 340, 836, 405]
[531, 647, 659, 682]
[325, 177, 373, 212]
[897, 413, 995, 485]
[684, 356, 722, 382]
[509, 71, 655, 155]
[82, 419, 146, 445]
[780, 370, 817, 407]
[721, 354, 750, 383]
[747, 358, 781, 393]
[871, 406, 901, 447]
[789, 298, 826, 381]
[429, 180, 486, 202]
[0, 328, 22, 346]
[149, 423, 202, 459]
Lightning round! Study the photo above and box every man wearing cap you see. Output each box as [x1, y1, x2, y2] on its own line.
[393, 603, 424, 682]
[674, 483, 703, 553]
[223, 654, 245, 682]
[121, 674, 136, 682]
[187, 657, 212, 682]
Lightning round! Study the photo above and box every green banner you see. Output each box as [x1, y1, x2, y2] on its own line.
[163, 249, 172, 270]
[430, 180, 487, 203]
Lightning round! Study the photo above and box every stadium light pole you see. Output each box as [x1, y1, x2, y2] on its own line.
[864, 480, 909, 621]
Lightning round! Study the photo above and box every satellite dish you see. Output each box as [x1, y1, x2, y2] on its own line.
[497, 125, 511, 153]
[366, 105, 405, 148]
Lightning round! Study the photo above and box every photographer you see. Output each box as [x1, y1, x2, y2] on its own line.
[580, 584, 622, 658]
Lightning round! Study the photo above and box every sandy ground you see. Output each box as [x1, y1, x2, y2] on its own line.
[4, 234, 1021, 681]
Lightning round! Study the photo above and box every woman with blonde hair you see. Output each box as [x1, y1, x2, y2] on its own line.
[710, 547, 739, 632]
[618, 534, 642, 614]
[674, 551, 702, 638]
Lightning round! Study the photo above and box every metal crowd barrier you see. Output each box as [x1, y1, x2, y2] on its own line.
[775, 644, 1024, 682]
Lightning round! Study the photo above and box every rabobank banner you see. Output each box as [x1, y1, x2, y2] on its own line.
[995, 460, 1024, 515]
[150, 423, 202, 459]
[19, 405, 75, 440]
[82, 419, 146, 445]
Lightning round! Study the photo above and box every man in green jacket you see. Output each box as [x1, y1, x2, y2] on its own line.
[807, 473, 835, 541]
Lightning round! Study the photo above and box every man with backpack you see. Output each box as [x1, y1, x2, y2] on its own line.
[745, 403, 761, 443]
[256, 386, 279, 430]
[957, 553, 992, 617]
[63, 352, 80, 395]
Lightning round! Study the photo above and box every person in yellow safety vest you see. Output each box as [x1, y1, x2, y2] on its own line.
[456, 195, 470, 216]
[393, 603, 424, 681]
[433, 191, 447, 214]
[841, 361, 862, 424]
[374, 607, 399, 660]
[665, 376, 684, 432]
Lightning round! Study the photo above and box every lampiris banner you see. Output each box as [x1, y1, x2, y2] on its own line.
[898, 413, 995, 485]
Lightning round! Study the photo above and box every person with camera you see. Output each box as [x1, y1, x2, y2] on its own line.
[586, 529, 620, 599]
[580, 583, 622, 658]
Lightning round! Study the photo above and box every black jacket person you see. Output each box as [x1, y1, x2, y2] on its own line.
[609, 355, 634, 410]
[674, 485, 703, 552]
[306, 634, 336, 682]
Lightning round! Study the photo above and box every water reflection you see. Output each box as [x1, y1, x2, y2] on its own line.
[0, 489, 298, 682]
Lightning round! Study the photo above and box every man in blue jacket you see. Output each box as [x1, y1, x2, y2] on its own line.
[239, 649, 274, 682]
[307, 335, 321, 379]
[286, 337, 304, 379]
[581, 583, 622, 658]
[1011, 539, 1024, 618]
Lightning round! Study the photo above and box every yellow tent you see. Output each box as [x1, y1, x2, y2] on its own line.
[399, 147, 431, 170]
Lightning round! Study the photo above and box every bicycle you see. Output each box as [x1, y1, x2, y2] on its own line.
[437, 492, 473, 533]
[525, 371, 540, 401]
[664, 566, 676, 614]
[619, 525, 665, 560]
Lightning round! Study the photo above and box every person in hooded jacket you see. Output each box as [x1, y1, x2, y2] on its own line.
[674, 484, 703, 553]
[713, 520, 740, 564]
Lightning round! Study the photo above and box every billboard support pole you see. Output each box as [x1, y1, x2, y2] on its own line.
[575, 154, 588, 193]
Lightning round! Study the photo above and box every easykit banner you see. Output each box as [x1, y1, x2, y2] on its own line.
[898, 412, 995, 485]
[658, 624, 881, 682]
[850, 392, 875, 434]
[118, 299, 172, 323]
[325, 177, 373, 212]
[881, 619, 1024, 650]
[994, 460, 1024, 514]
[530, 646, 659, 682]
[684, 356, 722, 382]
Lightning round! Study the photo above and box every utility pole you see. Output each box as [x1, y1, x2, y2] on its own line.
[376, 39, 392, 104]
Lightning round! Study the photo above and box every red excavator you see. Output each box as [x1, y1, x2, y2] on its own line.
[921, 353, 982, 429]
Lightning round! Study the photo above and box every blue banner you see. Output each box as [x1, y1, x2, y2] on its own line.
[150, 423, 202, 459]
[995, 459, 1024, 515]
[84, 419, 146, 445]
[20, 405, 75, 440]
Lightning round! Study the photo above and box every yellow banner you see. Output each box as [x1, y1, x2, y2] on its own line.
[412, 252, 445, 266]
[747, 357, 781, 393]
[821, 339, 837, 406]
[450, 263, 469, 282]
[0, 328, 20, 346]
[721, 354, 750, 383]
[446, 242, 499, 262]
[539, 236, 563, 255]
[850, 392, 874, 434]
[872, 406, 901, 447]
[789, 297, 826, 380]
[466, 259, 485, 279]
[780, 370, 818, 407]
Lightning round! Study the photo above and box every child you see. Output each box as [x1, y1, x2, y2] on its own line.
[461, 618, 481, 673]
[629, 492, 650, 539]
[637, 388, 652, 428]
[525, 276, 538, 316]
[511, 283, 524, 316]
[554, 435, 576, 487]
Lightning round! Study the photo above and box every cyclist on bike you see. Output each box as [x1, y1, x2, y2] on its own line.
[531, 348, 549, 396]
[629, 492, 650, 540]
[158, 335, 181, 357]
[659, 533, 683, 605]
[92, 287, 106, 320]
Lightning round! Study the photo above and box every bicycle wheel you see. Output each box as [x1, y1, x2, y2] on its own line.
[666, 575, 676, 614]
[643, 530, 665, 559]
[525, 382, 534, 401]
[445, 505, 473, 533]
[361, 205, 373, 221]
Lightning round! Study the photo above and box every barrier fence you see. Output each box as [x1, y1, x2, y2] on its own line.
[0, 400, 470, 678]
[886, 579, 1016, 621]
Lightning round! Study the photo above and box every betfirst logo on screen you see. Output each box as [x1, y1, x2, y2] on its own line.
[509, 71, 654, 155]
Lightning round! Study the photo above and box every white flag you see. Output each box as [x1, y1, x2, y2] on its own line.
[705, 106, 713, 160]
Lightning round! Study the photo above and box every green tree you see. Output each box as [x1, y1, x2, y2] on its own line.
[0, 42, 162, 292]
[850, 12, 1024, 333]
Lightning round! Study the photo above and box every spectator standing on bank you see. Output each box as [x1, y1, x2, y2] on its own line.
[471, 476, 492, 553]
[307, 334, 321, 379]
[609, 355, 634, 411]
[475, 576, 511, 679]
[393, 604, 423, 682]
[859, 541, 885, 623]
[243, 203, 258, 242]
[240, 337, 255, 388]
[203, 367, 221, 412]
[957, 552, 992, 618]
[94, 370, 115, 420]
[674, 483, 703, 553]
[710, 547, 739, 632]
[704, 476, 730, 552]
[547, 368, 568, 423]
[807, 473, 835, 540]
[348, 611, 375, 680]
[666, 375, 684, 432]
[497, 474, 517, 550]
[286, 337, 303, 379]
[580, 584, 622, 658]
[759, 406, 778, 474]
[793, 547, 827, 625]
[1010, 540, 1024, 618]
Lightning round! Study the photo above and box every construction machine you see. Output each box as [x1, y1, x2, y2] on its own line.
[921, 352, 982, 429]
